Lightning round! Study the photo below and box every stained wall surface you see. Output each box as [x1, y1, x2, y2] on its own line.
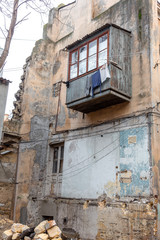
[59, 117, 150, 199]
[11, 0, 160, 238]
[0, 82, 8, 141]
[0, 121, 19, 219]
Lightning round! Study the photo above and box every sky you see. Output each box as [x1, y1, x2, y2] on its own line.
[0, 0, 74, 115]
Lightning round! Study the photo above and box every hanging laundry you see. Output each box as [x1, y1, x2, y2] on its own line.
[91, 70, 101, 97]
[85, 75, 92, 97]
[100, 63, 111, 83]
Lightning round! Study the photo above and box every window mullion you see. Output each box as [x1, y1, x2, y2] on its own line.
[97, 36, 99, 69]
[57, 147, 61, 175]
[87, 43, 89, 72]
[77, 48, 80, 77]
[107, 31, 109, 65]
[69, 52, 71, 81]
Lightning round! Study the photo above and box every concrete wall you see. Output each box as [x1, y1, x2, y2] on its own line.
[0, 82, 9, 141]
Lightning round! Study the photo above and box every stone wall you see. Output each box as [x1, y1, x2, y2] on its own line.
[0, 121, 20, 219]
[40, 197, 157, 240]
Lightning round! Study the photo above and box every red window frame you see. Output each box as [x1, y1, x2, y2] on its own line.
[68, 30, 109, 81]
[158, 1, 160, 19]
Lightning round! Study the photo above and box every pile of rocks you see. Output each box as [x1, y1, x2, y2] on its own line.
[0, 218, 14, 238]
[2, 220, 62, 240]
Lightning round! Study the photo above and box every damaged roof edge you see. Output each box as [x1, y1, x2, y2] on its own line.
[65, 23, 132, 50]
[0, 77, 12, 85]
[58, 0, 76, 10]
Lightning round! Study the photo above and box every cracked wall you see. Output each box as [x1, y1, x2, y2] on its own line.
[11, 0, 160, 239]
[0, 120, 20, 219]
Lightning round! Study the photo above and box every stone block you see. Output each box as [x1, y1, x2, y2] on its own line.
[34, 233, 48, 240]
[45, 220, 56, 230]
[2, 229, 13, 240]
[47, 226, 61, 238]
[11, 223, 24, 233]
[22, 225, 30, 232]
[34, 221, 48, 234]
[12, 233, 21, 240]
[51, 238, 62, 240]
[24, 237, 31, 240]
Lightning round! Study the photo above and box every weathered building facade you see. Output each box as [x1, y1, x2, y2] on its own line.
[9, 0, 160, 239]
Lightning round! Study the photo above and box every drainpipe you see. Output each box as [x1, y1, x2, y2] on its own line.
[13, 142, 20, 222]
[55, 80, 62, 133]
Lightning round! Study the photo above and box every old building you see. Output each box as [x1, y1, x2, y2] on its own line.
[9, 0, 160, 239]
[0, 78, 10, 141]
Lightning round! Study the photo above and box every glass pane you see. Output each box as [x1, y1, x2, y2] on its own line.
[98, 49, 107, 67]
[59, 159, 63, 173]
[89, 40, 97, 56]
[53, 160, 57, 173]
[60, 146, 64, 159]
[54, 147, 58, 160]
[71, 51, 78, 64]
[88, 54, 97, 71]
[70, 64, 77, 79]
[99, 34, 107, 52]
[79, 45, 87, 61]
[79, 59, 87, 75]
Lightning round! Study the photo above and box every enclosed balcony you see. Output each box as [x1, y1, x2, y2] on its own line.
[66, 24, 132, 113]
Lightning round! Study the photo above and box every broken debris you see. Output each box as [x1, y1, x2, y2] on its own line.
[2, 220, 62, 240]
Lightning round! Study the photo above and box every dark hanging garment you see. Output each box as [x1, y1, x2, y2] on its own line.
[85, 75, 92, 97]
[91, 70, 101, 97]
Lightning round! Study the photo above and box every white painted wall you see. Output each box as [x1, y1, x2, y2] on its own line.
[61, 132, 119, 199]
[60, 116, 150, 199]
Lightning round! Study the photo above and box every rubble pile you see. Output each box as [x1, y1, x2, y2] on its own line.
[0, 218, 14, 239]
[2, 220, 62, 240]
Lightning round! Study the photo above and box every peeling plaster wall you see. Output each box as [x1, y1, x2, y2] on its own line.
[119, 127, 150, 196]
[43, 115, 150, 200]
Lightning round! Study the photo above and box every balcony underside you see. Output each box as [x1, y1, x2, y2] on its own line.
[66, 89, 130, 113]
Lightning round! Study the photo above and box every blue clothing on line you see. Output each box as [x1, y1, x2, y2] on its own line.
[91, 70, 101, 97]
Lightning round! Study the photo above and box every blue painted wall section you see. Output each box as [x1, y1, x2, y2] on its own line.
[120, 127, 150, 197]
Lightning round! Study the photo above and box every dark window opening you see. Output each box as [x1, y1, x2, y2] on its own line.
[52, 144, 64, 174]
[42, 215, 54, 221]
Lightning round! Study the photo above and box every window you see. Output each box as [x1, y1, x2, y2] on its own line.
[69, 31, 109, 80]
[52, 144, 64, 174]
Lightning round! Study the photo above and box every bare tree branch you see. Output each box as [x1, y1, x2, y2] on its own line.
[17, 0, 32, 9]
[15, 12, 31, 26]
[0, 27, 7, 38]
[0, 0, 53, 70]
[0, 0, 19, 69]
